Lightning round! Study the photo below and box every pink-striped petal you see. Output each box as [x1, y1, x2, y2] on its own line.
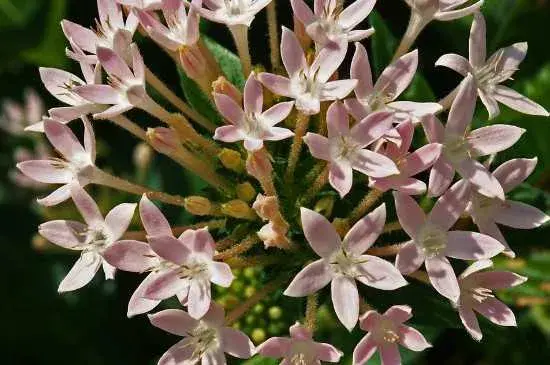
[352, 333, 377, 365]
[428, 157, 455, 197]
[339, 0, 376, 29]
[284, 259, 333, 297]
[330, 159, 354, 198]
[398, 325, 431, 351]
[257, 337, 291, 358]
[332, 275, 359, 331]
[469, 12, 486, 68]
[127, 272, 163, 317]
[139, 195, 172, 236]
[400, 143, 442, 177]
[425, 255, 460, 301]
[213, 93, 244, 125]
[395, 240, 425, 274]
[350, 42, 374, 99]
[213, 125, 245, 143]
[351, 111, 394, 148]
[435, 53, 471, 76]
[144, 269, 190, 300]
[39, 220, 87, 249]
[257, 73, 292, 97]
[355, 255, 408, 290]
[290, 0, 315, 26]
[493, 85, 549, 117]
[148, 309, 198, 336]
[44, 120, 86, 161]
[393, 192, 426, 239]
[446, 74, 476, 136]
[320, 80, 358, 101]
[494, 201, 549, 229]
[351, 149, 399, 178]
[375, 50, 418, 101]
[220, 328, 255, 358]
[16, 160, 72, 184]
[187, 279, 211, 319]
[148, 235, 191, 265]
[458, 306, 482, 341]
[384, 305, 412, 324]
[455, 158, 504, 200]
[468, 124, 525, 156]
[344, 204, 386, 255]
[102, 240, 157, 272]
[303, 133, 330, 161]
[262, 101, 295, 125]
[37, 184, 73, 206]
[379, 343, 401, 365]
[492, 157, 537, 193]
[428, 179, 470, 231]
[469, 271, 527, 290]
[281, 26, 307, 76]
[210, 262, 234, 287]
[326, 100, 350, 138]
[97, 46, 134, 81]
[446, 231, 504, 260]
[243, 73, 263, 115]
[473, 297, 517, 327]
[105, 203, 137, 240]
[70, 184, 103, 227]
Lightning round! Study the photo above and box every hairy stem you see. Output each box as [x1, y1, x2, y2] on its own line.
[266, 1, 281, 72]
[348, 189, 384, 224]
[301, 165, 329, 205]
[366, 242, 408, 257]
[286, 112, 311, 181]
[305, 294, 318, 332]
[393, 10, 430, 61]
[229, 24, 252, 77]
[108, 115, 146, 141]
[215, 235, 261, 261]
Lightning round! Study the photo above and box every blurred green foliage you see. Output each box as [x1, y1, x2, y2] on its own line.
[1, 0, 550, 364]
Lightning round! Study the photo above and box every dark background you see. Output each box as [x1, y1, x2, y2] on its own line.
[1, 0, 550, 364]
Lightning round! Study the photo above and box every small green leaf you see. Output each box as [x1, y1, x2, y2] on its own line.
[241, 355, 278, 365]
[203, 36, 245, 89]
[178, 68, 221, 124]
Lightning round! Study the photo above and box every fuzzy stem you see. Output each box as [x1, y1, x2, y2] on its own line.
[392, 10, 430, 61]
[366, 242, 408, 257]
[225, 254, 282, 269]
[383, 221, 402, 234]
[144, 65, 216, 131]
[229, 25, 252, 77]
[286, 112, 311, 181]
[225, 276, 288, 325]
[266, 1, 281, 72]
[305, 294, 318, 332]
[348, 189, 384, 224]
[214, 235, 261, 261]
[301, 165, 329, 205]
[123, 220, 226, 240]
[92, 168, 187, 206]
[108, 115, 146, 141]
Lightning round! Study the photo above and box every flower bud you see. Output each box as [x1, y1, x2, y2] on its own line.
[236, 182, 256, 202]
[218, 148, 244, 173]
[314, 196, 335, 217]
[184, 196, 213, 216]
[179, 45, 208, 81]
[246, 149, 273, 181]
[221, 200, 257, 220]
[212, 76, 242, 104]
[146, 127, 182, 155]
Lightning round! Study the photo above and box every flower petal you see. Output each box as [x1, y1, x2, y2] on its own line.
[105, 203, 137, 240]
[281, 26, 307, 76]
[213, 93, 244, 125]
[428, 179, 470, 231]
[70, 184, 103, 227]
[127, 272, 163, 317]
[97, 46, 134, 81]
[326, 100, 350, 138]
[102, 240, 158, 272]
[16, 160, 72, 184]
[456, 158, 504, 200]
[44, 120, 86, 161]
[395, 240, 424, 274]
[187, 279, 211, 319]
[39, 220, 87, 249]
[210, 262, 234, 287]
[398, 325, 431, 351]
[469, 12, 486, 68]
[355, 255, 408, 290]
[459, 306, 482, 341]
[351, 149, 399, 178]
[290, 0, 315, 26]
[220, 328, 255, 358]
[435, 53, 471, 76]
[352, 333, 377, 365]
[214, 125, 245, 143]
[73, 85, 121, 104]
[350, 42, 374, 99]
[58, 251, 102, 292]
[257, 73, 292, 97]
[344, 204, 386, 255]
[158, 338, 196, 365]
[379, 343, 401, 365]
[384, 305, 413, 324]
[351, 111, 394, 148]
[145, 269, 190, 300]
[470, 271, 527, 290]
[446, 231, 504, 260]
[494, 201, 549, 229]
[284, 259, 333, 297]
[375, 50, 418, 101]
[37, 184, 72, 206]
[303, 133, 330, 161]
[256, 337, 291, 358]
[446, 74, 477, 136]
[493, 85, 549, 117]
[262, 101, 295, 125]
[332, 275, 359, 331]
[339, 0, 376, 29]
[148, 235, 191, 265]
[243, 73, 263, 115]
[492, 157, 537, 193]
[400, 143, 442, 177]
[468, 124, 525, 156]
[315, 342, 343, 362]
[320, 80, 358, 101]
[425, 255, 460, 302]
[393, 192, 426, 239]
[473, 297, 517, 327]
[139, 195, 173, 236]
[330, 159, 354, 198]
[148, 309, 198, 336]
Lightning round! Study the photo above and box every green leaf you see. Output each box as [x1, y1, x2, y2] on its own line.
[178, 68, 222, 124]
[0, 0, 42, 28]
[241, 356, 278, 365]
[203, 36, 245, 89]
[369, 10, 397, 77]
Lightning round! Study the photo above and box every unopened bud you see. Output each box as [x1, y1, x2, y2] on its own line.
[133, 142, 154, 170]
[146, 127, 181, 155]
[218, 148, 244, 173]
[184, 196, 213, 216]
[293, 15, 312, 50]
[212, 76, 242, 104]
[179, 45, 208, 81]
[246, 149, 273, 181]
[236, 182, 256, 202]
[221, 200, 257, 220]
[314, 196, 335, 217]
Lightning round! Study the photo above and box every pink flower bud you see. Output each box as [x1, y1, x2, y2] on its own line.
[146, 127, 181, 155]
[212, 76, 243, 104]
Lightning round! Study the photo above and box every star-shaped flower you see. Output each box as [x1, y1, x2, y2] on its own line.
[465, 158, 549, 257]
[213, 73, 295, 151]
[61, 0, 138, 60]
[39, 184, 136, 292]
[303, 100, 399, 197]
[370, 120, 442, 195]
[17, 118, 97, 206]
[257, 322, 343, 364]
[353, 305, 431, 365]
[0, 89, 44, 135]
[258, 27, 357, 115]
[193, 0, 272, 27]
[345, 43, 442, 123]
[404, 0, 484, 22]
[436, 12, 549, 119]
[291, 0, 376, 48]
[394, 182, 505, 302]
[456, 260, 527, 341]
[149, 304, 255, 365]
[284, 205, 407, 331]
[117, 0, 163, 10]
[423, 74, 525, 199]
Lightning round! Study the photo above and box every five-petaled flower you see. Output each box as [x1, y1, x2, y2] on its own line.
[370, 120, 442, 195]
[39, 184, 136, 292]
[394, 182, 505, 302]
[345, 43, 442, 124]
[17, 118, 97, 206]
[259, 27, 357, 115]
[436, 12, 549, 119]
[303, 100, 399, 198]
[291, 0, 376, 48]
[353, 305, 431, 365]
[214, 73, 295, 151]
[257, 322, 343, 364]
[193, 0, 272, 27]
[456, 260, 527, 341]
[464, 158, 550, 257]
[117, 0, 163, 10]
[404, 0, 484, 22]
[284, 205, 407, 331]
[149, 304, 255, 364]
[423, 74, 525, 199]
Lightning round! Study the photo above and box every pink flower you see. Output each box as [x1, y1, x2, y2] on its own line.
[465, 158, 549, 257]
[10, 144, 51, 189]
[74, 44, 148, 119]
[17, 118, 97, 206]
[103, 195, 182, 317]
[257, 322, 343, 363]
[345, 43, 442, 123]
[29, 67, 103, 131]
[61, 0, 138, 60]
[0, 89, 44, 135]
[135, 0, 200, 51]
[193, 0, 272, 27]
[303, 101, 399, 198]
[291, 0, 376, 48]
[436, 12, 549, 119]
[284, 205, 407, 331]
[394, 182, 505, 302]
[213, 73, 294, 151]
[258, 27, 357, 115]
[149, 304, 255, 364]
[353, 305, 431, 365]
[117, 0, 163, 10]
[404, 0, 483, 22]
[39, 184, 136, 292]
[423, 74, 525, 199]
[370, 121, 442, 195]
[456, 260, 527, 341]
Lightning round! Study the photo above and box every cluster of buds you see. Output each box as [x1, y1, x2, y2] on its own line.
[13, 0, 550, 364]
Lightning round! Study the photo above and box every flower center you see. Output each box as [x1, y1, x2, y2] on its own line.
[443, 135, 470, 164]
[374, 319, 400, 344]
[186, 325, 219, 360]
[472, 194, 502, 222]
[417, 224, 447, 258]
[178, 258, 210, 280]
[289, 340, 316, 365]
[223, 0, 247, 15]
[474, 49, 516, 89]
[330, 136, 359, 161]
[242, 112, 266, 138]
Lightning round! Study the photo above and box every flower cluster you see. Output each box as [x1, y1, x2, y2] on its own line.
[15, 0, 549, 364]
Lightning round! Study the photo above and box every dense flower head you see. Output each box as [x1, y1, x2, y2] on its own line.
[14, 0, 550, 363]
